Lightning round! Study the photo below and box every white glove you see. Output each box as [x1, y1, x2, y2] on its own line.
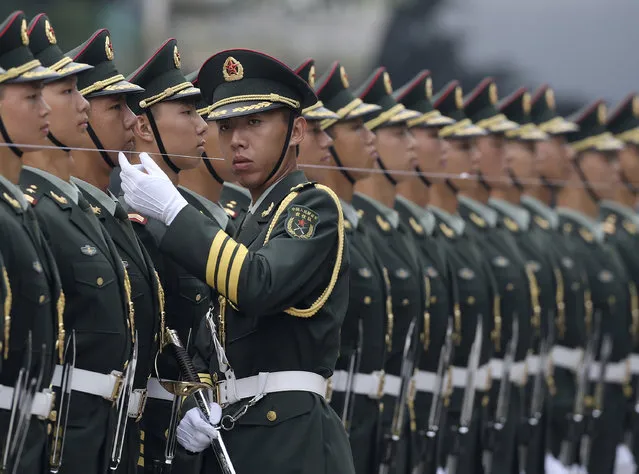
[118, 152, 188, 226]
[614, 444, 636, 474]
[545, 453, 569, 474]
[176, 402, 223, 453]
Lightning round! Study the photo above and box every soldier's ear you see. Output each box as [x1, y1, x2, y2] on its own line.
[133, 114, 155, 144]
[289, 115, 307, 148]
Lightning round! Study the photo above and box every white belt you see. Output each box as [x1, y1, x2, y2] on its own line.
[52, 365, 122, 402]
[146, 377, 174, 402]
[630, 354, 639, 375]
[412, 370, 438, 394]
[489, 359, 528, 386]
[527, 354, 541, 375]
[383, 374, 401, 397]
[217, 371, 328, 406]
[445, 366, 469, 389]
[476, 364, 491, 391]
[330, 370, 387, 399]
[127, 389, 148, 420]
[0, 385, 55, 419]
[552, 346, 584, 372]
[588, 359, 630, 384]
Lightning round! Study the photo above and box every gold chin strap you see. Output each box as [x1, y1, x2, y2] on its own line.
[263, 184, 346, 318]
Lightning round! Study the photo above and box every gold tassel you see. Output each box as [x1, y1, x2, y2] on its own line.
[154, 271, 166, 351]
[526, 266, 542, 333]
[122, 267, 135, 341]
[422, 277, 431, 352]
[629, 283, 639, 345]
[2, 266, 11, 360]
[382, 268, 394, 353]
[553, 267, 566, 340]
[218, 295, 227, 348]
[56, 290, 65, 363]
[491, 294, 502, 352]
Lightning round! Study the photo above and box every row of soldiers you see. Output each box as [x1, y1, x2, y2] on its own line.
[0, 6, 639, 474]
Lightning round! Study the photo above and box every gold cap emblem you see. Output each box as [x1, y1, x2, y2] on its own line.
[340, 66, 349, 88]
[425, 77, 433, 100]
[20, 18, 29, 46]
[383, 72, 393, 95]
[545, 88, 555, 110]
[455, 86, 463, 109]
[633, 96, 639, 117]
[44, 19, 56, 44]
[308, 64, 316, 88]
[523, 92, 531, 115]
[223, 56, 243, 82]
[488, 82, 498, 105]
[173, 45, 181, 69]
[105, 36, 114, 61]
[597, 103, 607, 125]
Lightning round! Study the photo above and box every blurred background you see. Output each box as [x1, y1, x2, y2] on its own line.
[3, 0, 639, 115]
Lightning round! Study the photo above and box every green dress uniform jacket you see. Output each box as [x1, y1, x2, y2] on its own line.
[394, 196, 453, 470]
[0, 178, 61, 474]
[599, 201, 639, 461]
[458, 197, 533, 474]
[75, 179, 162, 474]
[522, 196, 589, 461]
[352, 192, 426, 473]
[429, 205, 495, 474]
[161, 171, 354, 474]
[329, 200, 388, 474]
[19, 168, 132, 474]
[559, 209, 633, 474]
[124, 187, 217, 474]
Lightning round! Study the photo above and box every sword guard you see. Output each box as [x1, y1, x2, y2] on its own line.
[158, 380, 211, 397]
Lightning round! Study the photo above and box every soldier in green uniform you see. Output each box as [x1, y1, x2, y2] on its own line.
[601, 93, 639, 468]
[18, 12, 134, 474]
[119, 48, 354, 474]
[556, 100, 633, 474]
[350, 66, 432, 472]
[122, 38, 212, 473]
[429, 80, 496, 474]
[0, 13, 65, 473]
[312, 60, 392, 473]
[60, 26, 164, 473]
[525, 84, 587, 472]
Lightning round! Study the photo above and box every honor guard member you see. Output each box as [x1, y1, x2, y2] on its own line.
[64, 27, 164, 473]
[351, 67, 433, 472]
[119, 48, 355, 474]
[180, 70, 237, 231]
[601, 93, 639, 467]
[19, 12, 135, 474]
[556, 100, 633, 474]
[392, 70, 468, 471]
[525, 85, 587, 471]
[122, 38, 212, 473]
[313, 60, 391, 473]
[430, 81, 496, 474]
[0, 13, 65, 474]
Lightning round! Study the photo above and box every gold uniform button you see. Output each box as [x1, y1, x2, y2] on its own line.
[266, 410, 277, 422]
[430, 296, 437, 304]
[195, 294, 202, 302]
[96, 277, 104, 286]
[402, 298, 410, 306]
[39, 294, 45, 303]
[363, 296, 372, 305]
[47, 424, 52, 435]
[467, 296, 476, 305]
[506, 283, 514, 291]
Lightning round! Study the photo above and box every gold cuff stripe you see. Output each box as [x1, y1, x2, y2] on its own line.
[262, 184, 346, 318]
[139, 82, 198, 108]
[198, 373, 213, 386]
[365, 104, 406, 131]
[211, 93, 300, 112]
[205, 231, 228, 288]
[228, 244, 248, 305]
[79, 74, 125, 96]
[215, 237, 235, 294]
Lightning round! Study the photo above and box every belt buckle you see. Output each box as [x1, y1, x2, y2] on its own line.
[325, 378, 333, 402]
[107, 371, 124, 403]
[375, 371, 386, 399]
[134, 390, 148, 422]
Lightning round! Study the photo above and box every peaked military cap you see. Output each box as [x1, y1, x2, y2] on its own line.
[185, 70, 212, 118]
[393, 70, 455, 128]
[197, 49, 316, 121]
[126, 38, 200, 115]
[355, 67, 421, 131]
[27, 14, 92, 81]
[464, 77, 518, 133]
[567, 100, 623, 152]
[530, 84, 579, 135]
[499, 87, 548, 141]
[0, 11, 60, 84]
[607, 93, 639, 145]
[315, 61, 381, 130]
[432, 80, 486, 139]
[67, 29, 143, 99]
[294, 58, 339, 121]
